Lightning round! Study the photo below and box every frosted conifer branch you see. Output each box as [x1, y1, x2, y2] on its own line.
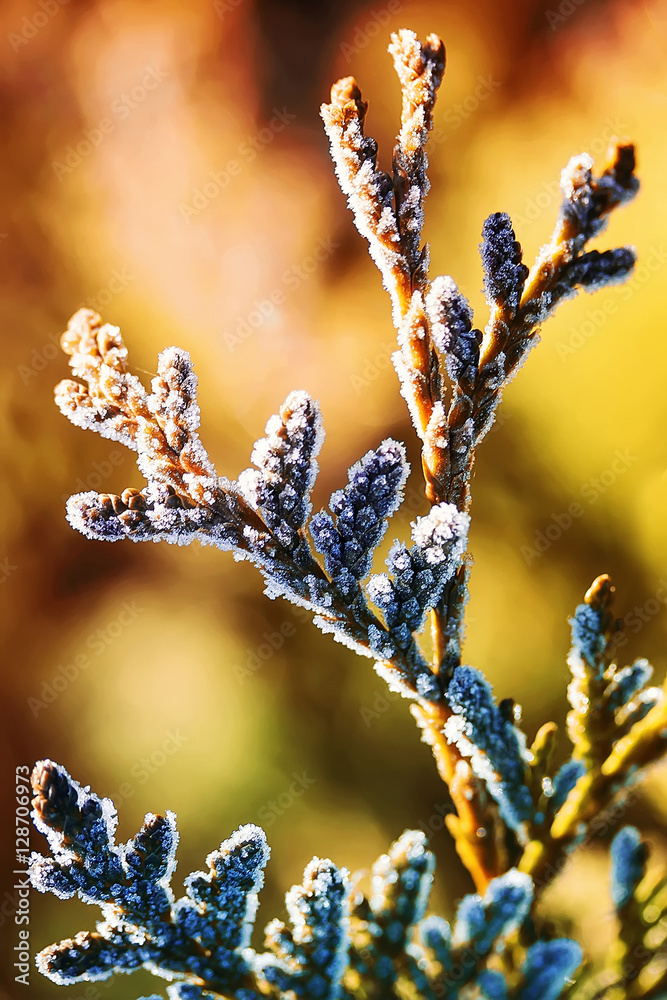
[415, 869, 571, 997]
[520, 578, 666, 892]
[320, 77, 408, 324]
[321, 30, 445, 325]
[480, 212, 529, 318]
[55, 313, 449, 696]
[368, 502, 469, 666]
[346, 831, 435, 994]
[258, 859, 352, 998]
[29, 761, 270, 993]
[324, 36, 638, 520]
[55, 308, 152, 451]
[475, 143, 639, 444]
[444, 666, 533, 839]
[580, 829, 667, 999]
[566, 574, 620, 765]
[550, 577, 666, 844]
[388, 30, 446, 282]
[451, 869, 532, 953]
[425, 276, 482, 391]
[41, 24, 667, 1000]
[30, 762, 591, 1000]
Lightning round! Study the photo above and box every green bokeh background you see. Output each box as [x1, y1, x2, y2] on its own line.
[1, 0, 666, 996]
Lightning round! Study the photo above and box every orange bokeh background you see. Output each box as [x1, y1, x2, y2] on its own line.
[1, 0, 666, 997]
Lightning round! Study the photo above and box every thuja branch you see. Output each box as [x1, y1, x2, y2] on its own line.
[40, 28, 667, 998]
[321, 29, 639, 888]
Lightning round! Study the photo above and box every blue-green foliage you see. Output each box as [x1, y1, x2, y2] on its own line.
[549, 759, 587, 811]
[29, 760, 348, 998]
[29, 761, 586, 1000]
[569, 600, 609, 672]
[366, 503, 469, 692]
[517, 940, 583, 1000]
[605, 659, 653, 710]
[563, 247, 636, 291]
[478, 940, 583, 1000]
[259, 859, 351, 998]
[443, 666, 533, 836]
[348, 830, 434, 992]
[238, 390, 323, 553]
[609, 826, 648, 911]
[567, 587, 661, 749]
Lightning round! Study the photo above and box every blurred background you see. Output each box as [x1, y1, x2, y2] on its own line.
[1, 0, 666, 996]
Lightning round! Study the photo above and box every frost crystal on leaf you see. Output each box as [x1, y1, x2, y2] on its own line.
[368, 502, 469, 655]
[444, 666, 533, 837]
[480, 212, 529, 316]
[425, 275, 481, 387]
[310, 439, 409, 600]
[238, 390, 323, 554]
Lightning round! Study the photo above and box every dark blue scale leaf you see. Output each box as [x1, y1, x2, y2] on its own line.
[310, 439, 409, 599]
[480, 212, 529, 314]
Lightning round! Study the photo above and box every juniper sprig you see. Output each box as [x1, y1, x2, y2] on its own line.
[30, 761, 587, 1000]
[30, 24, 667, 1000]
